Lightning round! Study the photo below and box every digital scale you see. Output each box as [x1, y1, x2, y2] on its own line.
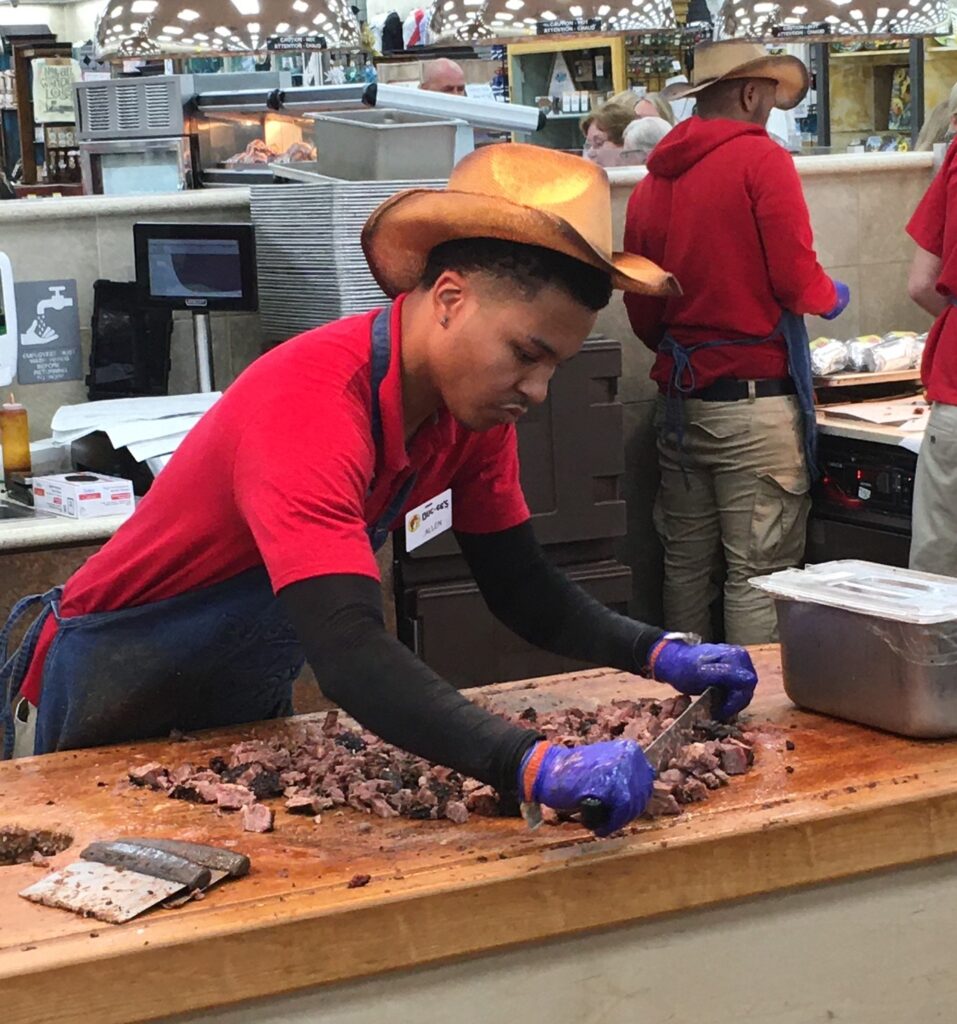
[133, 222, 258, 393]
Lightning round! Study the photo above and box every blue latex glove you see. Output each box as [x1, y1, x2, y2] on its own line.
[519, 739, 654, 838]
[821, 279, 851, 321]
[650, 639, 758, 719]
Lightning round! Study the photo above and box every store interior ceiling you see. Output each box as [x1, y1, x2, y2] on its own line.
[93, 0, 362, 55]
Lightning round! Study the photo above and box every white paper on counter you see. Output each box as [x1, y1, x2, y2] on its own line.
[51, 393, 220, 441]
[105, 414, 203, 449]
[125, 432, 189, 462]
[899, 435, 923, 454]
[823, 400, 929, 426]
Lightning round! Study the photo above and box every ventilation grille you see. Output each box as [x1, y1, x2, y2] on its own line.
[83, 85, 112, 134]
[145, 81, 175, 131]
[76, 77, 184, 140]
[115, 82, 142, 131]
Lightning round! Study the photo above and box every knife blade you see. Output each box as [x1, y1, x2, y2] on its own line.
[643, 686, 720, 774]
[577, 687, 721, 831]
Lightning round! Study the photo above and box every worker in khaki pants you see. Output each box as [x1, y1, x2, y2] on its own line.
[906, 127, 957, 576]
[652, 393, 810, 642]
[624, 41, 850, 644]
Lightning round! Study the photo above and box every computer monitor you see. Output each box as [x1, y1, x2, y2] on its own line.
[133, 222, 258, 312]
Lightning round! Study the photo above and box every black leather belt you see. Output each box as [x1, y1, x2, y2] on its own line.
[689, 378, 797, 402]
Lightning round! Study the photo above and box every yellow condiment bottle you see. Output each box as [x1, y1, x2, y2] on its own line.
[1, 392, 32, 481]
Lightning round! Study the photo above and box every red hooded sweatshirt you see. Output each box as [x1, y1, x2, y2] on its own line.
[624, 117, 837, 393]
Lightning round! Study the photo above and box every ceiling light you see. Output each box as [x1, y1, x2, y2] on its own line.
[178, 9, 200, 20]
[275, 20, 291, 30]
[293, 0, 310, 9]
[230, 0, 261, 12]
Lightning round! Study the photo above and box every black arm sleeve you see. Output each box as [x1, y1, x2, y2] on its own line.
[456, 521, 665, 672]
[278, 575, 538, 796]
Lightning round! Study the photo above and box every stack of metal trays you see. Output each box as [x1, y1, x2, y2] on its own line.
[249, 178, 446, 343]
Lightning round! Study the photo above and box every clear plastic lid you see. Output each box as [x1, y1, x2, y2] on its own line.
[749, 560, 957, 625]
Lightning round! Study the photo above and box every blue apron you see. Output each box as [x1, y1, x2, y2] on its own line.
[659, 310, 818, 481]
[0, 305, 415, 757]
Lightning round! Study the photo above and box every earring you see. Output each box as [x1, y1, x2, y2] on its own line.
[441, 316, 449, 328]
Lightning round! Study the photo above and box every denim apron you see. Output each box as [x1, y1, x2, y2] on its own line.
[659, 310, 818, 481]
[0, 305, 415, 757]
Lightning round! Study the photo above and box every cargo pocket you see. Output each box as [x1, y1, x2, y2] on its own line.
[747, 469, 811, 570]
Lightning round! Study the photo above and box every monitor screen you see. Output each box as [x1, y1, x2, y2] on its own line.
[134, 223, 258, 312]
[147, 237, 243, 300]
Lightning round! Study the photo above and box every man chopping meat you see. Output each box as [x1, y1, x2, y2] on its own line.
[624, 41, 850, 645]
[1, 145, 757, 836]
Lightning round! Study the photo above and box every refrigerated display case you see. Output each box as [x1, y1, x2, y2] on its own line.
[79, 136, 197, 195]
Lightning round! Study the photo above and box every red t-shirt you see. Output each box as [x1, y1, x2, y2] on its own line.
[906, 142, 957, 405]
[21, 297, 529, 703]
[624, 117, 837, 392]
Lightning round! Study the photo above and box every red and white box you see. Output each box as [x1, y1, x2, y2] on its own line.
[32, 472, 134, 520]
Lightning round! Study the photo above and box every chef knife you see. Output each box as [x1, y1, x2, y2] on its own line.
[578, 687, 722, 832]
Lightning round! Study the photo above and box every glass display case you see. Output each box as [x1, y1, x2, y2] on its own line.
[507, 34, 628, 149]
[79, 136, 197, 195]
[193, 109, 319, 186]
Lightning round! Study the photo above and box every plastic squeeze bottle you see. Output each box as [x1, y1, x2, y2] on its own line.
[1, 392, 31, 481]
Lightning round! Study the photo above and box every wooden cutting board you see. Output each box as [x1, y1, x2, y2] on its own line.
[2, 646, 957, 1024]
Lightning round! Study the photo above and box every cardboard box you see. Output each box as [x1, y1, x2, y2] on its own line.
[32, 472, 134, 520]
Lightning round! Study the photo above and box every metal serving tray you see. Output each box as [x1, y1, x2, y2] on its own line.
[751, 561, 957, 738]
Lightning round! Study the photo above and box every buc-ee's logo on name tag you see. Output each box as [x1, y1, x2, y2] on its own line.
[405, 489, 452, 552]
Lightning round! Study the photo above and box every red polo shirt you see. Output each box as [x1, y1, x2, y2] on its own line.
[21, 297, 529, 703]
[624, 117, 837, 392]
[906, 141, 957, 405]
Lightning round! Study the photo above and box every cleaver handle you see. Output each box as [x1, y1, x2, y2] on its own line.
[121, 838, 250, 878]
[579, 797, 610, 832]
[81, 841, 210, 891]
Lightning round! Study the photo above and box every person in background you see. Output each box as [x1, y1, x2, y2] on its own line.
[905, 126, 957, 575]
[623, 41, 850, 645]
[620, 116, 672, 166]
[636, 92, 676, 126]
[581, 101, 635, 168]
[420, 57, 466, 95]
[915, 84, 957, 152]
[611, 90, 676, 126]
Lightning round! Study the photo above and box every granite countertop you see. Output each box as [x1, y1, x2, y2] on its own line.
[606, 150, 933, 188]
[0, 187, 251, 224]
[0, 507, 129, 552]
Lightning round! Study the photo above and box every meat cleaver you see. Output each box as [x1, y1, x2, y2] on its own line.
[19, 838, 249, 924]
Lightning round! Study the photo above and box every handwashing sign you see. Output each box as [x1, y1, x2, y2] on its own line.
[15, 279, 82, 384]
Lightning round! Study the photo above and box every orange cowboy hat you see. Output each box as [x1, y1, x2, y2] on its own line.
[361, 143, 681, 298]
[662, 40, 809, 111]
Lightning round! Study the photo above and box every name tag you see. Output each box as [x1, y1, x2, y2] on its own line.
[405, 489, 452, 552]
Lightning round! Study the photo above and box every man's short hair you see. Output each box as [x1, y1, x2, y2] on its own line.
[420, 238, 613, 312]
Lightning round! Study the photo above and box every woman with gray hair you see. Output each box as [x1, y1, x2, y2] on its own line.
[620, 116, 673, 166]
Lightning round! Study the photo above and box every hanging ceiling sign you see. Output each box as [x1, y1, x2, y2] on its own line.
[536, 17, 602, 34]
[267, 34, 326, 50]
[771, 22, 832, 37]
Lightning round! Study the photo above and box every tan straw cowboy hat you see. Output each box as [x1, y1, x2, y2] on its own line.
[362, 143, 680, 298]
[661, 40, 809, 111]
